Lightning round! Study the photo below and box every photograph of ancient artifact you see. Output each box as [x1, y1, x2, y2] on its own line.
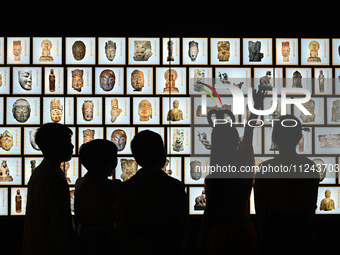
[314, 68, 332, 95]
[18, 70, 32, 91]
[0, 130, 13, 151]
[258, 71, 273, 91]
[320, 189, 335, 211]
[194, 190, 206, 210]
[248, 41, 264, 62]
[300, 99, 316, 123]
[82, 100, 94, 122]
[15, 189, 22, 213]
[197, 131, 211, 150]
[111, 129, 127, 151]
[281, 41, 290, 62]
[217, 41, 230, 61]
[105, 40, 117, 61]
[313, 158, 327, 182]
[183, 38, 207, 65]
[166, 40, 174, 62]
[167, 100, 183, 122]
[0, 160, 13, 182]
[162, 38, 180, 65]
[138, 100, 152, 121]
[307, 40, 321, 63]
[218, 72, 244, 89]
[12, 99, 31, 123]
[188, 40, 199, 62]
[210, 38, 240, 65]
[331, 100, 340, 122]
[49, 69, 55, 92]
[120, 159, 138, 181]
[39, 39, 54, 62]
[130, 69, 144, 91]
[133, 40, 153, 61]
[301, 39, 329, 65]
[13, 40, 22, 61]
[163, 69, 179, 93]
[193, 69, 205, 92]
[29, 129, 40, 151]
[318, 134, 340, 148]
[110, 99, 122, 123]
[318, 70, 325, 92]
[293, 70, 303, 88]
[172, 129, 184, 152]
[72, 40, 86, 61]
[162, 159, 172, 176]
[83, 129, 95, 144]
[7, 37, 30, 64]
[190, 160, 202, 181]
[275, 39, 299, 65]
[50, 99, 63, 123]
[60, 161, 71, 183]
[71, 69, 83, 92]
[44, 67, 63, 95]
[99, 69, 115, 92]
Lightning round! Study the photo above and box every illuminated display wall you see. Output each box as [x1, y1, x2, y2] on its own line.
[0, 37, 339, 216]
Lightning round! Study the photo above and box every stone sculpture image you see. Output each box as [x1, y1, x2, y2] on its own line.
[30, 160, 36, 173]
[307, 40, 321, 62]
[83, 129, 95, 144]
[0, 130, 13, 151]
[318, 134, 340, 148]
[292, 71, 302, 88]
[197, 131, 211, 150]
[172, 129, 184, 152]
[300, 99, 315, 123]
[13, 40, 22, 61]
[49, 69, 55, 92]
[217, 41, 230, 61]
[29, 129, 40, 151]
[190, 160, 202, 181]
[111, 129, 127, 151]
[120, 159, 138, 181]
[248, 41, 263, 62]
[163, 69, 179, 93]
[258, 71, 273, 91]
[0, 160, 13, 182]
[218, 72, 244, 89]
[281, 41, 290, 62]
[39, 39, 54, 62]
[50, 99, 63, 123]
[167, 100, 183, 122]
[72, 40, 86, 61]
[320, 189, 335, 211]
[131, 69, 144, 91]
[188, 41, 199, 62]
[82, 100, 94, 122]
[100, 69, 115, 92]
[71, 69, 84, 92]
[194, 190, 206, 210]
[167, 40, 174, 62]
[15, 189, 22, 213]
[133, 40, 153, 61]
[331, 100, 340, 122]
[196, 104, 231, 118]
[61, 161, 71, 183]
[110, 99, 122, 123]
[138, 100, 152, 121]
[318, 70, 325, 93]
[193, 69, 205, 92]
[162, 159, 172, 175]
[105, 40, 117, 61]
[313, 158, 327, 182]
[18, 70, 32, 91]
[12, 99, 31, 123]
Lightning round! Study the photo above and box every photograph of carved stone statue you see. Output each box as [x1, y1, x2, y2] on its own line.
[318, 70, 325, 92]
[331, 100, 340, 122]
[133, 40, 153, 61]
[190, 160, 202, 181]
[258, 71, 273, 91]
[320, 189, 335, 211]
[18, 70, 32, 91]
[307, 40, 321, 62]
[188, 41, 199, 62]
[72, 40, 86, 61]
[167, 100, 183, 122]
[268, 100, 281, 120]
[162, 159, 172, 175]
[49, 69, 55, 92]
[193, 69, 205, 92]
[12, 99, 31, 123]
[120, 159, 138, 181]
[197, 131, 211, 150]
[248, 41, 264, 62]
[138, 100, 152, 121]
[300, 99, 316, 123]
[111, 129, 127, 151]
[105, 40, 117, 61]
[100, 69, 115, 92]
[15, 189, 22, 213]
[172, 129, 184, 152]
[82, 100, 94, 122]
[39, 39, 54, 62]
[131, 69, 144, 91]
[60, 161, 71, 183]
[313, 158, 327, 182]
[71, 69, 84, 92]
[194, 190, 206, 210]
[0, 160, 13, 182]
[110, 99, 122, 123]
[318, 134, 340, 148]
[281, 41, 290, 62]
[50, 99, 63, 123]
[29, 129, 40, 151]
[30, 160, 36, 174]
[13, 40, 22, 61]
[0, 130, 13, 151]
[83, 129, 95, 144]
[292, 71, 302, 88]
[163, 69, 179, 92]
[167, 40, 174, 62]
[217, 41, 230, 61]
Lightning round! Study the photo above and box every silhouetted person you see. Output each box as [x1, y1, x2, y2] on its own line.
[196, 90, 265, 255]
[117, 130, 189, 255]
[22, 123, 76, 255]
[254, 115, 319, 255]
[75, 139, 122, 255]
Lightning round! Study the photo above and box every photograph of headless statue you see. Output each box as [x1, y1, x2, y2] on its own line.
[196, 90, 265, 255]
[116, 130, 189, 255]
[22, 123, 76, 255]
[75, 139, 122, 255]
[254, 115, 320, 255]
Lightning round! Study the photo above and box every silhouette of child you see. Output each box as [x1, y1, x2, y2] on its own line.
[117, 130, 189, 255]
[22, 123, 76, 255]
[254, 115, 319, 255]
[75, 139, 121, 255]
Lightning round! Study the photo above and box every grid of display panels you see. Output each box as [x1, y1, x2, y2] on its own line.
[0, 37, 340, 216]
